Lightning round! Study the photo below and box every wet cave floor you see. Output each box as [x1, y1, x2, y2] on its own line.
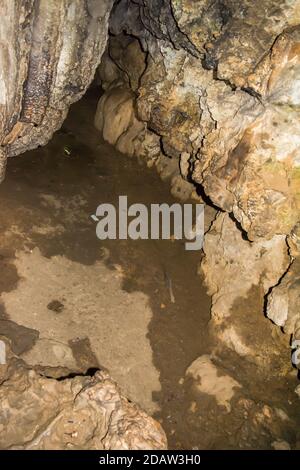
[0, 88, 299, 450]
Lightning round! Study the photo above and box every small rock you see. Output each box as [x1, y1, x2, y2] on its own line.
[262, 405, 272, 419]
[47, 300, 64, 313]
[186, 355, 241, 412]
[271, 440, 291, 451]
[275, 408, 290, 421]
[0, 340, 6, 365]
[63, 146, 72, 156]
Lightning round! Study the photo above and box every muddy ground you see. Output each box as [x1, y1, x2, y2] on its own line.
[0, 88, 299, 449]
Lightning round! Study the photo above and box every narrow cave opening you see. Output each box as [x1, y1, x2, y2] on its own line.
[0, 0, 299, 453]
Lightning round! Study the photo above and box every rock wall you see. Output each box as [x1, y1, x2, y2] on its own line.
[95, 0, 300, 366]
[0, 0, 298, 449]
[0, 340, 167, 450]
[0, 0, 170, 450]
[267, 224, 300, 344]
[0, 0, 114, 180]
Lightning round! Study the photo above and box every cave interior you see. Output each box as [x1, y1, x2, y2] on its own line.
[0, 0, 299, 451]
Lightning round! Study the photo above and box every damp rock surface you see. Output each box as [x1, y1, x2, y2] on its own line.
[0, 347, 167, 450]
[95, 0, 300, 368]
[0, 0, 114, 179]
[98, 1, 300, 241]
[0, 91, 299, 450]
[0, 0, 300, 449]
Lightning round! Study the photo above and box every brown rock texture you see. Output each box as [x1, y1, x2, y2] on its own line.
[0, 0, 114, 180]
[0, 0, 299, 446]
[267, 223, 300, 362]
[98, 0, 300, 240]
[95, 0, 300, 362]
[0, 343, 167, 450]
[202, 213, 289, 323]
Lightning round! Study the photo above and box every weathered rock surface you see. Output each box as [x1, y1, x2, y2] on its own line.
[184, 353, 300, 449]
[200, 212, 294, 366]
[95, 1, 300, 365]
[0, 0, 299, 446]
[0, 343, 167, 450]
[267, 224, 300, 366]
[136, 28, 300, 241]
[0, 0, 114, 180]
[186, 355, 241, 412]
[202, 213, 290, 322]
[98, 1, 300, 239]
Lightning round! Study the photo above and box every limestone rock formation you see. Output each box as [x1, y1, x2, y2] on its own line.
[97, 1, 300, 238]
[0, 0, 114, 181]
[267, 224, 300, 364]
[0, 342, 167, 450]
[186, 355, 242, 412]
[0, 0, 299, 448]
[95, 0, 300, 365]
[201, 213, 293, 367]
[195, 27, 300, 241]
[202, 213, 290, 323]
